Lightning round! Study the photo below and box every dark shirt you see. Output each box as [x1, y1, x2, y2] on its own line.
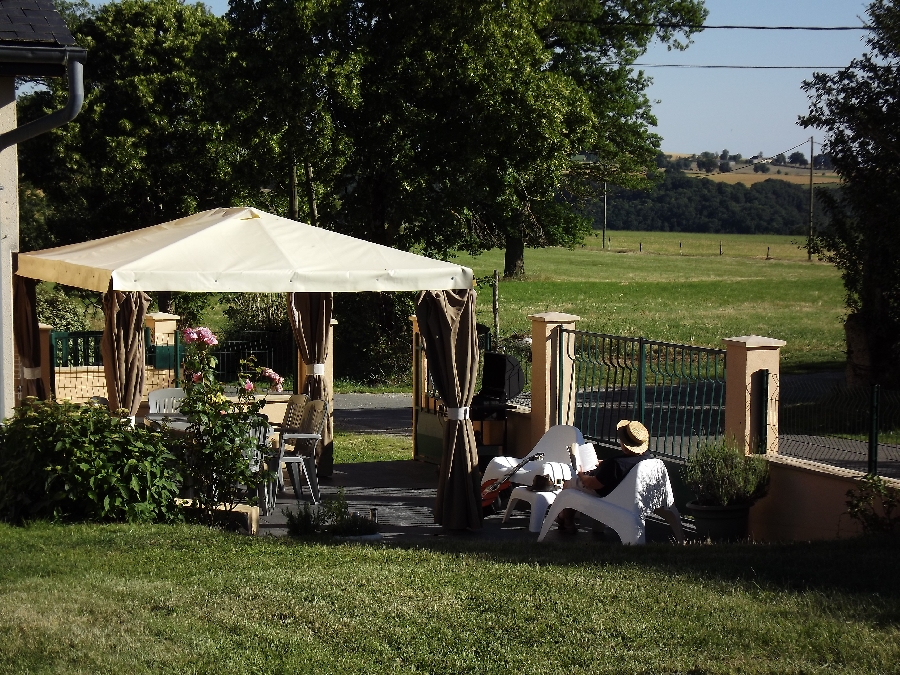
[586, 452, 652, 498]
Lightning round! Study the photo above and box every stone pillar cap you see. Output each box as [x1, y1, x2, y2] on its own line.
[146, 312, 180, 320]
[528, 312, 581, 323]
[722, 335, 786, 348]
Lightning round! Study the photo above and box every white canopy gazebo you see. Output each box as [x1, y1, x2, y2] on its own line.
[14, 207, 483, 529]
[16, 206, 473, 293]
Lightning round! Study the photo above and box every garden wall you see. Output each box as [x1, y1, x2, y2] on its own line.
[748, 455, 899, 541]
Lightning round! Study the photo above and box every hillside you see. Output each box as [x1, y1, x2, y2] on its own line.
[586, 170, 829, 235]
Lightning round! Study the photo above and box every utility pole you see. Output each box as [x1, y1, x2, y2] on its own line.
[603, 182, 607, 250]
[808, 136, 814, 262]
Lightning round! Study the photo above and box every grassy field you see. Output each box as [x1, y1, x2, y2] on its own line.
[457, 231, 846, 373]
[1, 523, 898, 674]
[682, 169, 841, 186]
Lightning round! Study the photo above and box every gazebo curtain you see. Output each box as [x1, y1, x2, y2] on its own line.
[100, 282, 150, 415]
[415, 288, 481, 530]
[12, 276, 46, 400]
[287, 291, 334, 477]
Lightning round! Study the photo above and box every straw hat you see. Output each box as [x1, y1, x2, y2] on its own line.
[616, 420, 649, 454]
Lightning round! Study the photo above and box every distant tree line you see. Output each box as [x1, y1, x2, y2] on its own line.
[586, 170, 827, 235]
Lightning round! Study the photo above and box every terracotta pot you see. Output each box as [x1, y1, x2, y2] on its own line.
[686, 500, 750, 541]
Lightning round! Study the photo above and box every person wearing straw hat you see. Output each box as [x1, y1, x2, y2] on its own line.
[555, 419, 652, 534]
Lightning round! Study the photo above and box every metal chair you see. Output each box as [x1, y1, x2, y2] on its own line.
[276, 398, 328, 505]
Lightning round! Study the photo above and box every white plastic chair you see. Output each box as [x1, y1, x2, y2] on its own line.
[537, 458, 685, 545]
[502, 441, 599, 532]
[482, 425, 585, 490]
[147, 387, 187, 421]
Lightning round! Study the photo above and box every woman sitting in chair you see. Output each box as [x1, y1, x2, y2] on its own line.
[556, 419, 651, 534]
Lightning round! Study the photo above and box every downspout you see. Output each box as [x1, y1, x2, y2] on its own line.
[0, 46, 86, 151]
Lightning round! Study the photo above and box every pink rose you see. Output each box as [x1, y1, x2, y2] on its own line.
[243, 379, 254, 392]
[191, 372, 202, 383]
[182, 328, 198, 343]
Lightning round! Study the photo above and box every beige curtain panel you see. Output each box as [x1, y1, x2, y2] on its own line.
[415, 288, 481, 530]
[12, 276, 46, 400]
[288, 291, 335, 477]
[100, 283, 150, 415]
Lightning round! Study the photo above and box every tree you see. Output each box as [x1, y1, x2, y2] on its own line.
[18, 0, 248, 248]
[227, 0, 707, 278]
[774, 153, 787, 165]
[719, 161, 732, 173]
[788, 151, 808, 166]
[719, 149, 729, 161]
[800, 0, 900, 386]
[696, 152, 719, 173]
[753, 163, 771, 174]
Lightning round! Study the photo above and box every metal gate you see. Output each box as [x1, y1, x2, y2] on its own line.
[558, 329, 726, 461]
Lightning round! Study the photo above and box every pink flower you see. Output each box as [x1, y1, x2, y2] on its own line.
[273, 382, 283, 393]
[196, 327, 218, 346]
[191, 372, 202, 383]
[242, 379, 254, 392]
[182, 328, 198, 343]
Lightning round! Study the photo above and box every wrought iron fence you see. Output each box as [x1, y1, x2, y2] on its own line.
[559, 329, 726, 461]
[48, 328, 297, 401]
[777, 372, 900, 478]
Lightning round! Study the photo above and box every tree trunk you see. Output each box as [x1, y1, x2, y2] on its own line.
[504, 235, 525, 279]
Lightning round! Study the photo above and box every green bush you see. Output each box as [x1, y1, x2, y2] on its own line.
[284, 488, 379, 537]
[35, 283, 88, 331]
[681, 439, 769, 507]
[333, 291, 415, 385]
[846, 474, 900, 535]
[0, 399, 182, 524]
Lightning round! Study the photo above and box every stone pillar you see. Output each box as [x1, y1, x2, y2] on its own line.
[722, 335, 785, 455]
[529, 312, 580, 449]
[145, 312, 180, 345]
[0, 77, 17, 419]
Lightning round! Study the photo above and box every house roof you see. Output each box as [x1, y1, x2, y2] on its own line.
[0, 0, 76, 47]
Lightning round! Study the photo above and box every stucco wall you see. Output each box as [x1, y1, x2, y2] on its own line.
[749, 455, 899, 541]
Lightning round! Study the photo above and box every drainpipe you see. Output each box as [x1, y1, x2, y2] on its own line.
[0, 46, 87, 151]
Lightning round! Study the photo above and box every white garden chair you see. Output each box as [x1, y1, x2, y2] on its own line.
[147, 387, 187, 422]
[537, 458, 685, 545]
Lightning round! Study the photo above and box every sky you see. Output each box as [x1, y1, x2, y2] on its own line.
[640, 0, 871, 157]
[198, 1, 872, 159]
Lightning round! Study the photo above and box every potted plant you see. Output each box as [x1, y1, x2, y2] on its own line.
[681, 439, 769, 541]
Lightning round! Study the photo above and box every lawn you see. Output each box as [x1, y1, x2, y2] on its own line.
[1, 523, 898, 674]
[457, 232, 846, 373]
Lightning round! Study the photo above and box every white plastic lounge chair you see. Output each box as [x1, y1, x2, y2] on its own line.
[503, 441, 599, 532]
[482, 425, 585, 491]
[537, 458, 685, 545]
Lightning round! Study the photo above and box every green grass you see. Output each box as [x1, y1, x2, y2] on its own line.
[1, 523, 898, 674]
[333, 431, 412, 463]
[458, 231, 845, 373]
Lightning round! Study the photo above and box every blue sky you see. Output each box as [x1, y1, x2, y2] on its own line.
[200, 0, 872, 158]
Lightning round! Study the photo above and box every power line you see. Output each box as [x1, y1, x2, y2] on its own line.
[631, 63, 849, 69]
[557, 21, 868, 31]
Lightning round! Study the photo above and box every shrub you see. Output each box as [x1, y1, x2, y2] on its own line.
[284, 488, 379, 537]
[333, 291, 415, 385]
[846, 474, 900, 535]
[35, 283, 88, 331]
[0, 399, 182, 524]
[176, 328, 275, 523]
[681, 439, 769, 507]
